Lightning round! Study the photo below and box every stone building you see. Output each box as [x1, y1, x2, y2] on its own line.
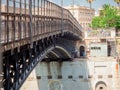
[65, 5, 118, 58]
[64, 5, 95, 30]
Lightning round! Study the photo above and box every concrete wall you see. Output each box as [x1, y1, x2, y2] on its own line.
[21, 58, 120, 90]
[90, 43, 108, 57]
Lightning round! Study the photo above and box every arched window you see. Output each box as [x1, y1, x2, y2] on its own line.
[49, 81, 62, 90]
[95, 81, 107, 90]
[80, 46, 85, 57]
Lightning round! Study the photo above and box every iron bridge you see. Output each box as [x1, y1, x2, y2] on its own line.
[0, 0, 83, 90]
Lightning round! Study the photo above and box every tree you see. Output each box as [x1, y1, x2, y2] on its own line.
[86, 0, 95, 8]
[114, 0, 120, 9]
[114, 15, 120, 30]
[91, 4, 120, 29]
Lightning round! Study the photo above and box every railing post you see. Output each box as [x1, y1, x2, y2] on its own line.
[6, 0, 9, 43]
[29, 0, 33, 48]
[28, 0, 33, 71]
[0, 0, 1, 43]
[14, 49, 19, 90]
[61, 0, 63, 35]
[0, 0, 3, 88]
[13, 0, 16, 42]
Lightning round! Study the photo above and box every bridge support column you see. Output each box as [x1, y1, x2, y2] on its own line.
[21, 51, 26, 82]
[0, 46, 3, 88]
[4, 51, 11, 90]
[14, 48, 19, 90]
[33, 42, 38, 58]
[28, 45, 32, 70]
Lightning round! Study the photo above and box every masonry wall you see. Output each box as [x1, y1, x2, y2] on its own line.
[21, 58, 120, 90]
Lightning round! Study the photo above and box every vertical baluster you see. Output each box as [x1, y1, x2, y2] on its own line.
[0, 1, 3, 89]
[41, 0, 43, 34]
[13, 0, 16, 42]
[6, 0, 9, 43]
[37, 0, 40, 35]
[33, 0, 36, 36]
[24, 0, 27, 38]
[19, 0, 22, 40]
[0, 0, 1, 43]
[28, 0, 33, 69]
[29, 0, 33, 47]
[43, 0, 46, 33]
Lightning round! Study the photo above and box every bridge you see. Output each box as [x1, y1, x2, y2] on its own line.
[0, 0, 83, 90]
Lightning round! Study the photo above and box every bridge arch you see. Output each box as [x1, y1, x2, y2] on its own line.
[79, 45, 85, 57]
[53, 46, 71, 58]
[46, 51, 60, 59]
[44, 45, 72, 61]
[1, 0, 82, 88]
[95, 81, 108, 90]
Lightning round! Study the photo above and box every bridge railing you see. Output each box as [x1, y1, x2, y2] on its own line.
[0, 0, 82, 44]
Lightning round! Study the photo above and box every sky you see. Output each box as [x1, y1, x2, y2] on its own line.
[49, 0, 117, 12]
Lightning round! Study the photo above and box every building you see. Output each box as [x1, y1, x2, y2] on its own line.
[65, 5, 118, 58]
[84, 28, 117, 57]
[64, 5, 95, 30]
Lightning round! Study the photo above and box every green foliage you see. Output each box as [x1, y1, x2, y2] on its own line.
[114, 15, 120, 30]
[91, 4, 120, 29]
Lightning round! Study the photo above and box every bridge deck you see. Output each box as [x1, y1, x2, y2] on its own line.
[0, 0, 83, 90]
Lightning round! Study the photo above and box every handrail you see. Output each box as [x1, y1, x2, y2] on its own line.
[0, 0, 82, 44]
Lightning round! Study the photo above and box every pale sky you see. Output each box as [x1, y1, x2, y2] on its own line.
[49, 0, 117, 12]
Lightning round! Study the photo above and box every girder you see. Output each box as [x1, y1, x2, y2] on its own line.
[2, 37, 75, 90]
[45, 51, 60, 59]
[0, 0, 83, 90]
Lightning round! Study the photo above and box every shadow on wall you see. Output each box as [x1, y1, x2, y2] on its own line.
[36, 60, 93, 90]
[80, 46, 86, 57]
[20, 59, 110, 90]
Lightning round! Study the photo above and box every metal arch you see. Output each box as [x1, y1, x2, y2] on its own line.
[15, 45, 55, 90]
[6, 44, 71, 90]
[41, 45, 72, 60]
[45, 51, 59, 60]
[55, 45, 72, 58]
[48, 51, 60, 58]
[0, 0, 83, 89]
[44, 46, 72, 61]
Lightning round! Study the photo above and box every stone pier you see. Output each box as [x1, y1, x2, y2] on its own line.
[20, 57, 120, 90]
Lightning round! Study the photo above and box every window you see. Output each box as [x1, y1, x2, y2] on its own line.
[91, 47, 101, 50]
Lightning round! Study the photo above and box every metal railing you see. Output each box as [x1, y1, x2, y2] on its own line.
[0, 1, 83, 89]
[0, 0, 82, 44]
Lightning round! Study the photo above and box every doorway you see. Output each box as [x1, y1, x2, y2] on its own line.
[80, 46, 85, 57]
[108, 45, 111, 56]
[49, 81, 62, 90]
[95, 81, 107, 90]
